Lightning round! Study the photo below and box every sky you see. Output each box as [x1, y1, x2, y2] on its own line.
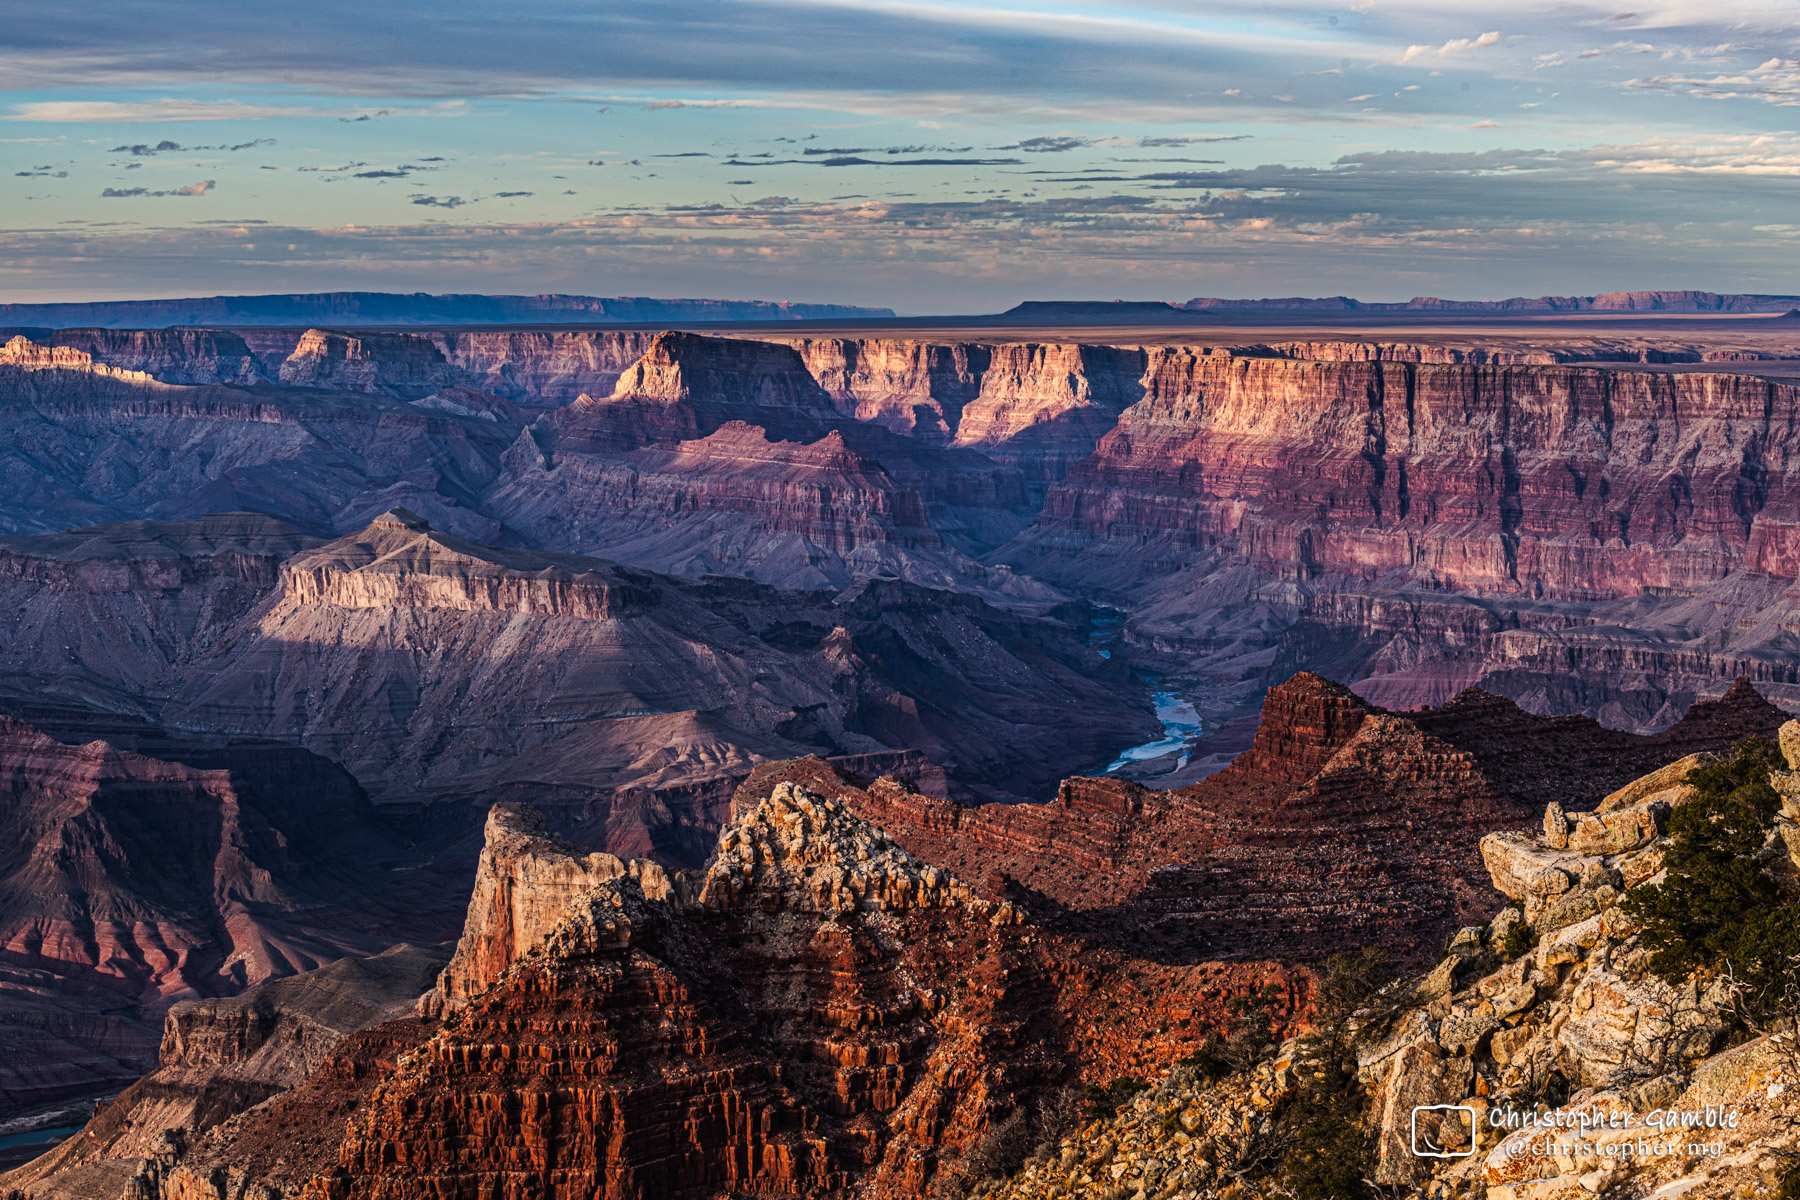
[1, 0, 1798, 313]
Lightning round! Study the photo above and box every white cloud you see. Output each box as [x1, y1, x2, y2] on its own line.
[1404, 31, 1501, 63]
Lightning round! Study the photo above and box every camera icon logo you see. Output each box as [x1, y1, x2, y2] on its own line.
[1411, 1105, 1477, 1158]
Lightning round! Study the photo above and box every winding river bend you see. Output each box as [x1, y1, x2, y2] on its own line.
[1104, 690, 1203, 774]
[1087, 604, 1204, 775]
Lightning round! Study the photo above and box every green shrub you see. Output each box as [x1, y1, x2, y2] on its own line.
[1082, 1077, 1148, 1121]
[1502, 918, 1536, 961]
[1623, 738, 1800, 1019]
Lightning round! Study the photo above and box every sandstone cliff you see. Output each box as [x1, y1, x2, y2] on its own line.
[90, 786, 1297, 1200]
[487, 331, 1044, 590]
[277, 329, 470, 398]
[42, 329, 265, 385]
[1006, 352, 1800, 731]
[434, 329, 660, 405]
[739, 674, 1787, 967]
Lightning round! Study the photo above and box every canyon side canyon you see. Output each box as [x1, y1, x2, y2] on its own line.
[1, 304, 1800, 1197]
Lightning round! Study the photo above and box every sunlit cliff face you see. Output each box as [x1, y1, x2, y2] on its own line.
[2, 0, 1799, 308]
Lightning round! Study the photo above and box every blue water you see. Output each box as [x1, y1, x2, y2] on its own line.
[1105, 690, 1203, 774]
[0, 1125, 79, 1150]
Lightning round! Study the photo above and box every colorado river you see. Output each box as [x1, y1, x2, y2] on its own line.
[1086, 604, 1204, 775]
[1104, 689, 1203, 773]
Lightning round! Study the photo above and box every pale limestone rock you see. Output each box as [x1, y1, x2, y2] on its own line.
[1771, 770, 1800, 821]
[1539, 887, 1601, 935]
[1774, 816, 1800, 872]
[1489, 905, 1526, 951]
[1779, 719, 1800, 771]
[1681, 1032, 1796, 1106]
[1438, 1004, 1500, 1054]
[1556, 958, 1724, 1089]
[1545, 801, 1571, 849]
[1367, 1035, 1473, 1184]
[1597, 753, 1711, 814]
[1537, 913, 1604, 969]
[700, 782, 1014, 922]
[1482, 831, 1581, 901]
[1567, 798, 1669, 855]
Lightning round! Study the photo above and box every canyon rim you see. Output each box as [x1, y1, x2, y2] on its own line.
[6, 0, 1800, 1196]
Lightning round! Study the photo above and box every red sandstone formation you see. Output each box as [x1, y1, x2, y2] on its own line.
[0, 942, 449, 1198]
[739, 672, 1788, 966]
[1004, 352, 1800, 728]
[77, 785, 1298, 1200]
[489, 331, 1044, 589]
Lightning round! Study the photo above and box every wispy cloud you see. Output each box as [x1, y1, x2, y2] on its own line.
[14, 99, 321, 123]
[101, 178, 214, 197]
[1401, 31, 1501, 63]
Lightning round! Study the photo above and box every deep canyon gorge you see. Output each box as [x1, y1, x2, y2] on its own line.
[2, 302, 1800, 1198]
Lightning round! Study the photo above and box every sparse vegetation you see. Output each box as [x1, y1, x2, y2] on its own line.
[1261, 947, 1398, 1200]
[1624, 738, 1800, 1020]
[1083, 1076, 1148, 1121]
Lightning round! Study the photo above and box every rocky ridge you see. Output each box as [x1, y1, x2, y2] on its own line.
[40, 783, 1298, 1199]
[276, 329, 467, 398]
[739, 674, 1786, 966]
[979, 730, 1800, 1200]
[0, 943, 450, 1200]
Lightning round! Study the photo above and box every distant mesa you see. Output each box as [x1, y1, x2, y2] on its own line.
[0, 291, 897, 330]
[1178, 289, 1800, 315]
[998, 300, 1211, 322]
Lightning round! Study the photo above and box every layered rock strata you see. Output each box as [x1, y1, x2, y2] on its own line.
[983, 736, 1800, 1200]
[434, 329, 660, 405]
[0, 362, 520, 539]
[0, 942, 449, 1200]
[277, 328, 469, 398]
[1009, 352, 1800, 730]
[741, 674, 1787, 965]
[74, 785, 1298, 1199]
[488, 331, 1046, 587]
[39, 328, 265, 385]
[0, 712, 452, 1112]
[150, 510, 1147, 811]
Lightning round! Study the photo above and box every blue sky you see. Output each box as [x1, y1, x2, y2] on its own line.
[2, 0, 1798, 312]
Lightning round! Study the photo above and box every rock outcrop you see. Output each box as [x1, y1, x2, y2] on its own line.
[143, 510, 1148, 813]
[0, 363, 520, 539]
[277, 328, 470, 397]
[1009, 352, 1800, 730]
[423, 803, 670, 1013]
[40, 328, 265, 385]
[741, 674, 1788, 967]
[488, 331, 1044, 587]
[66, 786, 1298, 1199]
[981, 736, 1800, 1200]
[434, 329, 660, 405]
